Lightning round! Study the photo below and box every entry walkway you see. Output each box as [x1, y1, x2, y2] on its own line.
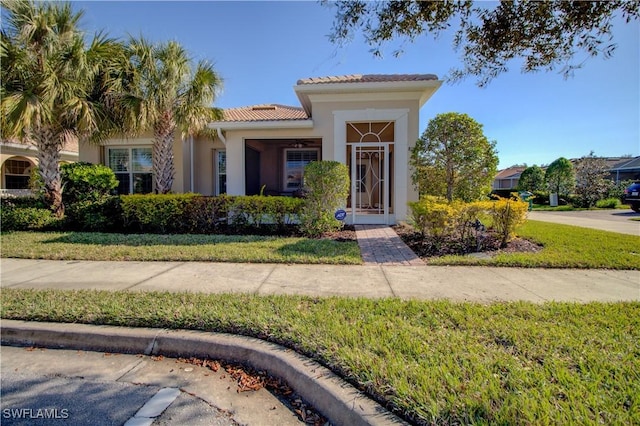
[355, 225, 424, 265]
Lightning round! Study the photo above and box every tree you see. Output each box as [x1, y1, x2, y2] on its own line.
[121, 37, 222, 194]
[574, 151, 613, 207]
[410, 112, 498, 202]
[1, 0, 124, 216]
[517, 165, 546, 192]
[545, 157, 575, 199]
[326, 1, 640, 86]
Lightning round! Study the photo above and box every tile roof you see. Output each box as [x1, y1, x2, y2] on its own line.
[296, 74, 438, 85]
[221, 104, 308, 122]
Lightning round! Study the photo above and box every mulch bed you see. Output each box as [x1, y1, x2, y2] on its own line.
[319, 225, 356, 242]
[394, 225, 542, 260]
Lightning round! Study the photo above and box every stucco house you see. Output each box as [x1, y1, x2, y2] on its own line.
[1, 139, 78, 197]
[80, 74, 442, 224]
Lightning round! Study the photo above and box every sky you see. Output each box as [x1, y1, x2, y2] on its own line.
[73, 0, 640, 169]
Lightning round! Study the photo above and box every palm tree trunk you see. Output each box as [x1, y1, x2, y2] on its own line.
[153, 112, 176, 194]
[34, 127, 64, 217]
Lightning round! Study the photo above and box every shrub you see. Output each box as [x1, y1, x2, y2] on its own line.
[595, 198, 621, 209]
[487, 195, 529, 247]
[607, 179, 636, 200]
[408, 196, 457, 238]
[116, 194, 304, 235]
[226, 196, 303, 232]
[65, 196, 123, 232]
[451, 201, 488, 249]
[61, 162, 118, 204]
[229, 196, 269, 230]
[1, 205, 62, 231]
[183, 195, 233, 234]
[120, 194, 198, 233]
[300, 161, 349, 237]
[532, 190, 550, 205]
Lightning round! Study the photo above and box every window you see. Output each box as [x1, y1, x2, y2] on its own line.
[215, 150, 226, 195]
[108, 147, 153, 194]
[3, 159, 33, 189]
[284, 149, 318, 190]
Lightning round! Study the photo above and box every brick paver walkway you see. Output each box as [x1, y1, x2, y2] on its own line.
[355, 225, 424, 265]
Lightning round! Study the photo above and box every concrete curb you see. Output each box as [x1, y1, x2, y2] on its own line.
[1, 320, 407, 426]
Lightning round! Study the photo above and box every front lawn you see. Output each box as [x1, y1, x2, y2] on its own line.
[422, 220, 640, 269]
[2, 289, 638, 425]
[0, 232, 362, 264]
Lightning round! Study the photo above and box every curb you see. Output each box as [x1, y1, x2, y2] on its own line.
[1, 320, 407, 426]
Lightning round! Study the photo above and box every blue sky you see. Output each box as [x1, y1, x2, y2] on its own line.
[75, 1, 639, 169]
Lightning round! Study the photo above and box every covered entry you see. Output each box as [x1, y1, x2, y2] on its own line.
[243, 138, 322, 195]
[346, 121, 394, 224]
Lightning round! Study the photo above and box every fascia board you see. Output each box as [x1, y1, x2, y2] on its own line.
[294, 79, 442, 94]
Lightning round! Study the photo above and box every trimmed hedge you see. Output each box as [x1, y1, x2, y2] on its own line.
[1, 198, 63, 231]
[118, 194, 303, 234]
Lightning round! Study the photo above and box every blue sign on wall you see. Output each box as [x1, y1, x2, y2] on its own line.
[334, 209, 347, 221]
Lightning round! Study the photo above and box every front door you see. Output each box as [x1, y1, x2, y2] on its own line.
[349, 142, 391, 224]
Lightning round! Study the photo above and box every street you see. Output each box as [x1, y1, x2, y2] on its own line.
[527, 209, 640, 236]
[0, 345, 304, 426]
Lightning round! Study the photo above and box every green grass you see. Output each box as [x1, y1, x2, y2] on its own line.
[2, 289, 638, 425]
[428, 220, 640, 269]
[0, 232, 361, 264]
[532, 204, 580, 211]
[532, 204, 630, 211]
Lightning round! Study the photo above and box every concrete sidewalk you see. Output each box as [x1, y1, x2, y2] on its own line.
[2, 258, 638, 302]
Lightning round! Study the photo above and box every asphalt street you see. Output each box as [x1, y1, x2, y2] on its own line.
[0, 345, 304, 426]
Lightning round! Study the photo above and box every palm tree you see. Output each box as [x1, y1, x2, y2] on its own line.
[122, 37, 222, 194]
[1, 0, 125, 216]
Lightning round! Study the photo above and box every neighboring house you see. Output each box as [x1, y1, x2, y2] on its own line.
[494, 156, 640, 192]
[492, 166, 526, 191]
[80, 74, 442, 224]
[604, 157, 640, 183]
[0, 139, 79, 197]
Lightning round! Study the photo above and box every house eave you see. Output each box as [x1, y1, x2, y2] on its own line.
[0, 141, 78, 158]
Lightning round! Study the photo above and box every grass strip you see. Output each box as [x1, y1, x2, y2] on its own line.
[2, 289, 638, 425]
[0, 232, 361, 264]
[427, 220, 640, 269]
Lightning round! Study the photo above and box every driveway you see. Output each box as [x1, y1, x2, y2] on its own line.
[528, 209, 640, 236]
